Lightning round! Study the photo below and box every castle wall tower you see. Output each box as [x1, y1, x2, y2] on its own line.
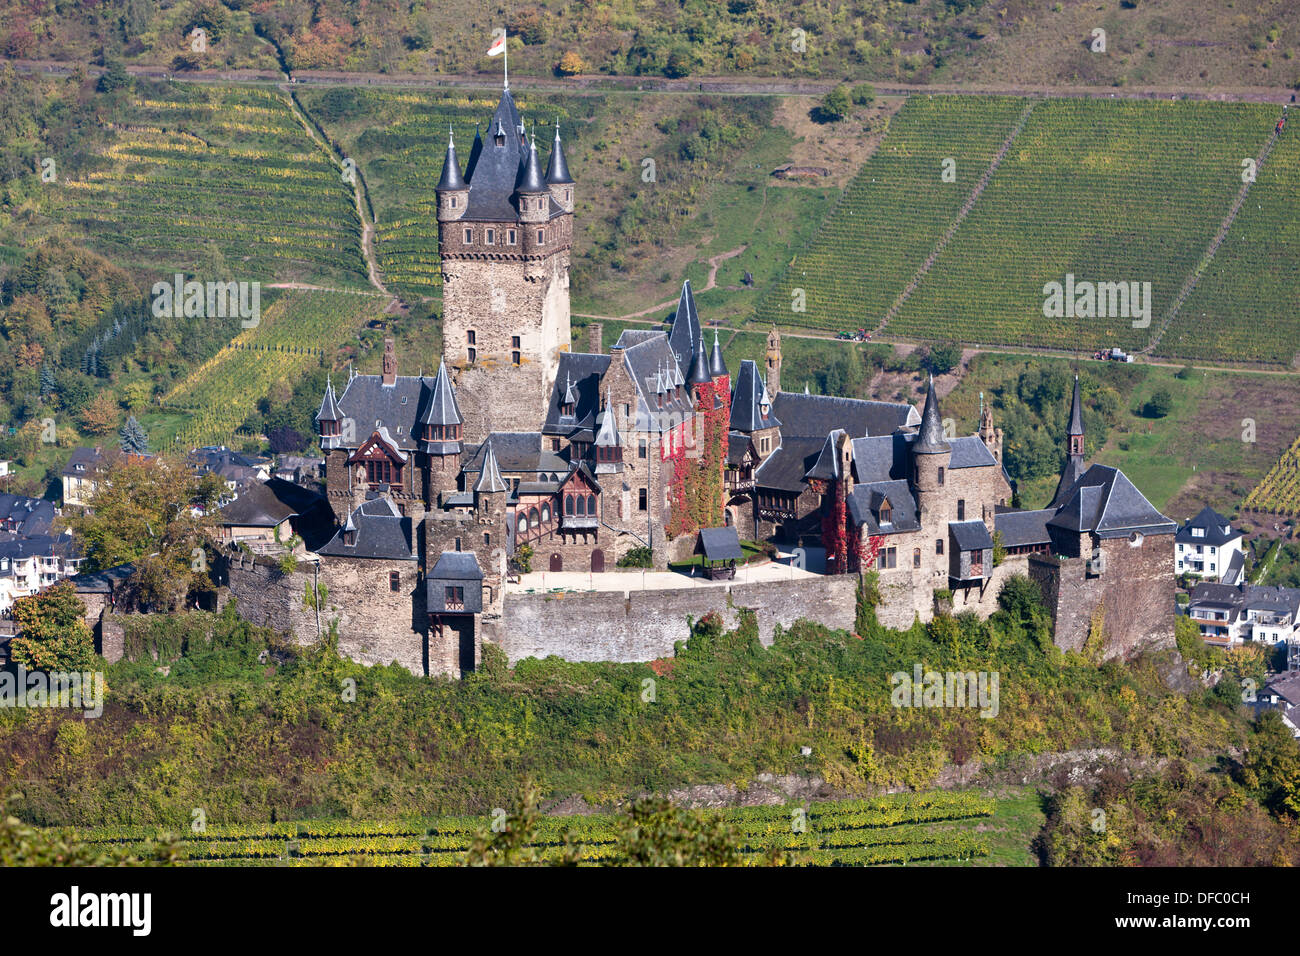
[765, 326, 782, 396]
[912, 376, 953, 524]
[978, 393, 1003, 465]
[436, 91, 574, 441]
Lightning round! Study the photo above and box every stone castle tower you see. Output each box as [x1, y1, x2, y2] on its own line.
[436, 90, 575, 441]
[765, 325, 782, 396]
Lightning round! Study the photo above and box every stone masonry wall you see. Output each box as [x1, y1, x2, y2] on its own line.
[487, 575, 857, 664]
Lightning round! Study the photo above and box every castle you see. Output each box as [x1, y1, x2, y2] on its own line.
[215, 87, 1177, 676]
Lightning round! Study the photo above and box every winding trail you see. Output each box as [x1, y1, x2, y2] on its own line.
[572, 246, 746, 322]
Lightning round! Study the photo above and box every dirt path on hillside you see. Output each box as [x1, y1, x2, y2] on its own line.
[573, 246, 746, 322]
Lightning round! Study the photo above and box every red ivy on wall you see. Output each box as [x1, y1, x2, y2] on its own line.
[665, 375, 730, 539]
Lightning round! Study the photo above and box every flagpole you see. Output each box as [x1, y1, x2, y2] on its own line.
[503, 27, 509, 90]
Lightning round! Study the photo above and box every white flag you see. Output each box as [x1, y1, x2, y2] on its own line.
[487, 33, 506, 57]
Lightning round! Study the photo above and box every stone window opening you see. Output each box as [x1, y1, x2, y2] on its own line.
[638, 488, 648, 511]
[957, 499, 965, 521]
[486, 228, 495, 244]
[537, 229, 544, 244]
[937, 467, 945, 486]
[913, 548, 921, 568]
[638, 439, 647, 459]
[468, 347, 477, 363]
[508, 229, 517, 244]
[936, 538, 944, 555]
[389, 571, 401, 592]
[467, 330, 476, 345]
[464, 228, 473, 243]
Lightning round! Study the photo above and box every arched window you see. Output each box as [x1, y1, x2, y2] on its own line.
[587, 494, 597, 515]
[937, 466, 945, 486]
[518, 515, 529, 533]
[541, 504, 550, 523]
[565, 495, 575, 515]
[913, 548, 921, 568]
[529, 507, 540, 530]
[577, 496, 586, 516]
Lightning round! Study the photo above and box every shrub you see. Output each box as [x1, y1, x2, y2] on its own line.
[617, 546, 653, 568]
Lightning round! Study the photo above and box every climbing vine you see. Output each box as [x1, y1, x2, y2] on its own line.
[665, 376, 730, 539]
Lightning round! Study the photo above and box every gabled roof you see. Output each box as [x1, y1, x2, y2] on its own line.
[849, 434, 911, 484]
[0, 494, 55, 536]
[1176, 505, 1242, 546]
[463, 433, 567, 479]
[1047, 464, 1176, 538]
[729, 360, 780, 432]
[620, 333, 694, 432]
[62, 446, 106, 477]
[848, 480, 920, 535]
[726, 432, 756, 467]
[948, 436, 997, 469]
[806, 429, 846, 481]
[217, 478, 301, 527]
[316, 496, 416, 560]
[753, 437, 824, 493]
[612, 329, 661, 349]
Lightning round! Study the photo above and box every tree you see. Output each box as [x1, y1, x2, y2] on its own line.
[815, 85, 852, 123]
[79, 392, 120, 435]
[97, 59, 130, 93]
[38, 365, 56, 402]
[850, 82, 876, 106]
[611, 798, 751, 866]
[556, 51, 588, 76]
[1238, 711, 1300, 817]
[926, 341, 963, 375]
[664, 47, 692, 78]
[1143, 388, 1173, 419]
[65, 455, 220, 611]
[119, 414, 148, 454]
[8, 582, 97, 671]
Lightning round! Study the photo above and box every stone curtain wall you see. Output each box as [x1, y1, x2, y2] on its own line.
[488, 575, 857, 664]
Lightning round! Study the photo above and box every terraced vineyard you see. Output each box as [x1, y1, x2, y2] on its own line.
[69, 792, 995, 867]
[54, 85, 367, 286]
[1243, 434, 1300, 516]
[890, 100, 1274, 352]
[298, 88, 586, 302]
[1156, 123, 1300, 366]
[751, 96, 1030, 333]
[159, 290, 381, 449]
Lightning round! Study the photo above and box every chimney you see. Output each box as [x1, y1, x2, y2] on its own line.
[588, 322, 603, 354]
[382, 337, 397, 385]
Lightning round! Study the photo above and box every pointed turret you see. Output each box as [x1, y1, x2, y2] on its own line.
[912, 375, 951, 455]
[515, 132, 547, 195]
[687, 330, 711, 387]
[708, 328, 727, 379]
[474, 440, 507, 494]
[418, 361, 464, 454]
[464, 124, 483, 180]
[1052, 375, 1088, 507]
[316, 375, 342, 451]
[594, 386, 623, 474]
[1067, 375, 1084, 439]
[667, 279, 702, 375]
[545, 120, 574, 185]
[436, 128, 466, 191]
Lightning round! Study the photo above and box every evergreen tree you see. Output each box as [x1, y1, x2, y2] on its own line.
[119, 415, 149, 455]
[39, 364, 56, 401]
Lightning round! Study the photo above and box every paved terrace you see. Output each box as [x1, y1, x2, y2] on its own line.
[506, 547, 828, 594]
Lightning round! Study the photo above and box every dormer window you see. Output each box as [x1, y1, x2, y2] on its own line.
[879, 500, 892, 525]
[1191, 527, 1204, 537]
[343, 529, 356, 547]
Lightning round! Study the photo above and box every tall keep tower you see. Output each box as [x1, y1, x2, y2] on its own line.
[436, 92, 575, 440]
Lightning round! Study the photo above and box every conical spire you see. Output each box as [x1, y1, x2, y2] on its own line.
[545, 118, 574, 184]
[1068, 374, 1084, 436]
[708, 328, 727, 378]
[315, 374, 340, 424]
[420, 361, 463, 427]
[436, 126, 466, 191]
[912, 375, 951, 455]
[595, 387, 618, 447]
[475, 439, 507, 494]
[687, 330, 710, 386]
[515, 131, 547, 193]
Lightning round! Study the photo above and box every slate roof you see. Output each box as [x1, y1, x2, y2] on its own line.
[1176, 506, 1242, 546]
[474, 440, 508, 493]
[1047, 464, 1176, 538]
[543, 352, 611, 436]
[1051, 455, 1088, 509]
[612, 329, 661, 349]
[515, 134, 547, 193]
[753, 437, 824, 492]
[948, 436, 997, 469]
[729, 360, 780, 432]
[806, 430, 846, 481]
[726, 432, 755, 467]
[332, 371, 467, 453]
[1068, 375, 1085, 436]
[849, 434, 912, 484]
[620, 332, 695, 432]
[666, 280, 703, 375]
[462, 433, 567, 480]
[0, 494, 55, 536]
[62, 446, 106, 478]
[697, 526, 744, 562]
[545, 124, 574, 184]
[429, 551, 484, 581]
[66, 562, 135, 594]
[1222, 549, 1245, 586]
[708, 329, 727, 379]
[848, 480, 920, 535]
[950, 520, 994, 552]
[463, 90, 566, 222]
[994, 508, 1053, 549]
[913, 376, 951, 455]
[316, 497, 416, 560]
[0, 532, 77, 563]
[218, 479, 300, 527]
[770, 391, 918, 440]
[436, 132, 466, 191]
